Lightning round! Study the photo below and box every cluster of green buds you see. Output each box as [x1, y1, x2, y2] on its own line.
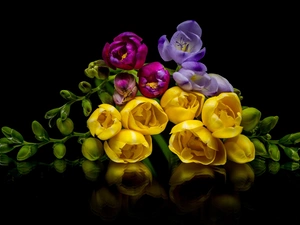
[240, 106, 300, 173]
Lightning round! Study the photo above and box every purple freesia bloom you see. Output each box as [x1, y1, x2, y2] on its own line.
[173, 68, 218, 96]
[158, 20, 206, 65]
[208, 73, 234, 94]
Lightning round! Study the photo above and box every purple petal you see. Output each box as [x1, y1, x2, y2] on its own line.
[177, 20, 202, 38]
[181, 61, 207, 73]
[158, 35, 172, 61]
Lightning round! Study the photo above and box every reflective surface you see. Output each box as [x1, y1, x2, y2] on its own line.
[1, 152, 299, 224]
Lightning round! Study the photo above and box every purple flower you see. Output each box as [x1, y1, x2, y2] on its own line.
[102, 32, 148, 70]
[113, 73, 138, 106]
[208, 73, 234, 94]
[137, 62, 170, 98]
[158, 20, 206, 65]
[173, 68, 218, 96]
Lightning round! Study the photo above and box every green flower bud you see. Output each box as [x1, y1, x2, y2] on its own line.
[82, 99, 93, 117]
[44, 107, 60, 119]
[53, 159, 67, 173]
[240, 107, 261, 132]
[81, 159, 102, 181]
[280, 161, 300, 171]
[98, 91, 113, 105]
[53, 143, 67, 159]
[258, 116, 279, 135]
[251, 138, 269, 158]
[31, 120, 49, 141]
[279, 132, 300, 145]
[81, 137, 104, 161]
[0, 137, 15, 153]
[78, 81, 92, 93]
[84, 59, 110, 80]
[267, 160, 280, 175]
[16, 161, 37, 175]
[0, 154, 13, 166]
[60, 90, 78, 101]
[56, 117, 74, 136]
[60, 104, 71, 121]
[267, 142, 280, 161]
[1, 126, 24, 144]
[250, 158, 267, 176]
[283, 146, 299, 161]
[17, 145, 38, 161]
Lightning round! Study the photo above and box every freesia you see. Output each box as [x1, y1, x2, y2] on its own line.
[102, 32, 148, 70]
[137, 62, 170, 98]
[224, 134, 255, 163]
[120, 96, 168, 135]
[113, 72, 138, 106]
[160, 86, 205, 124]
[158, 20, 206, 65]
[103, 129, 152, 163]
[201, 92, 243, 138]
[87, 104, 122, 140]
[169, 120, 227, 165]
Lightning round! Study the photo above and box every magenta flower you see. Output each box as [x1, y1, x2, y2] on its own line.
[137, 62, 170, 98]
[158, 20, 206, 65]
[113, 73, 138, 106]
[102, 32, 148, 70]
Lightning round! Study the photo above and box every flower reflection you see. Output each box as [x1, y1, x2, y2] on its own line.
[89, 185, 123, 221]
[169, 162, 226, 213]
[105, 160, 152, 196]
[224, 160, 255, 191]
[81, 159, 104, 181]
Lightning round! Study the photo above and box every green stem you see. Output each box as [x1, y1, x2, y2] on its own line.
[142, 157, 157, 178]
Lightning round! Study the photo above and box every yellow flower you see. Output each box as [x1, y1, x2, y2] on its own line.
[160, 86, 205, 124]
[87, 103, 122, 140]
[120, 96, 168, 135]
[104, 129, 152, 163]
[105, 160, 152, 196]
[224, 134, 255, 163]
[201, 92, 243, 138]
[169, 120, 227, 165]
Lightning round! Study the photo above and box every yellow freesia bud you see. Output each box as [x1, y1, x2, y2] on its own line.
[81, 137, 104, 161]
[120, 96, 168, 135]
[169, 120, 227, 165]
[56, 117, 74, 136]
[224, 134, 255, 163]
[240, 107, 261, 132]
[160, 86, 205, 124]
[201, 92, 243, 138]
[104, 129, 152, 163]
[87, 104, 122, 140]
[105, 160, 152, 196]
[53, 143, 67, 159]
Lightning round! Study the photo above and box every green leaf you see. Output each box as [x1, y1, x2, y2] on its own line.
[31, 120, 49, 141]
[1, 126, 24, 144]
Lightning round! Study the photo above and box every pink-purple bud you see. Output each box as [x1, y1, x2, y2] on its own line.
[113, 73, 138, 105]
[137, 62, 170, 98]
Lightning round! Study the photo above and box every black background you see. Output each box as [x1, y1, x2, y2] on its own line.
[0, 3, 300, 224]
[1, 3, 299, 140]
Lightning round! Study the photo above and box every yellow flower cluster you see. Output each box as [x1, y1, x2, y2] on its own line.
[86, 85, 255, 165]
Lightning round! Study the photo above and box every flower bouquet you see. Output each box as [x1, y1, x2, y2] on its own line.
[1, 20, 299, 177]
